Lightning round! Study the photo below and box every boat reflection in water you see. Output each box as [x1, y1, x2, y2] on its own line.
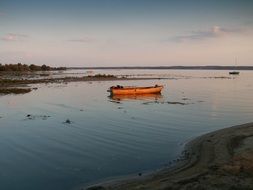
[109, 93, 163, 101]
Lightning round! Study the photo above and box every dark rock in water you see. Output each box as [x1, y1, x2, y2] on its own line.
[65, 119, 71, 124]
[109, 100, 122, 104]
[27, 114, 31, 117]
[167, 101, 188, 105]
[138, 172, 142, 176]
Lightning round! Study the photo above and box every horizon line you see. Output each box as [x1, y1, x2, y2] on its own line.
[66, 65, 253, 70]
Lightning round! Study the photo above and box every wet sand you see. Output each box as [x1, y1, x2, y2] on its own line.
[85, 122, 253, 190]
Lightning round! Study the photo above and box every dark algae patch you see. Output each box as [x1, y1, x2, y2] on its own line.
[166, 101, 189, 105]
[142, 101, 190, 105]
[0, 88, 32, 95]
[25, 114, 51, 120]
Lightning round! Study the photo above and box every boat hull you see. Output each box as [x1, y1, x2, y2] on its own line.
[229, 71, 240, 75]
[109, 85, 163, 95]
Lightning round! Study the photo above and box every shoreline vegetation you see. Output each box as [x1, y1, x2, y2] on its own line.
[0, 63, 63, 94]
[0, 63, 66, 71]
[85, 122, 253, 190]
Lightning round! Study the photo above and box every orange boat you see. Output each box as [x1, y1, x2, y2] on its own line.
[108, 85, 163, 95]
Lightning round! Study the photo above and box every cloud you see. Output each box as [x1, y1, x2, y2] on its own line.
[169, 26, 240, 42]
[1, 33, 28, 41]
[67, 37, 95, 43]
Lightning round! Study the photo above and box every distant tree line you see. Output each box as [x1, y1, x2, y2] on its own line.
[0, 63, 66, 72]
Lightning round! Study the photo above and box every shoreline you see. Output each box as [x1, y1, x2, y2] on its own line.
[0, 74, 232, 95]
[0, 76, 166, 94]
[84, 122, 253, 190]
[0, 76, 167, 87]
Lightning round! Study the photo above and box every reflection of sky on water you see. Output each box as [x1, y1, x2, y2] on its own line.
[109, 93, 163, 102]
[0, 70, 252, 190]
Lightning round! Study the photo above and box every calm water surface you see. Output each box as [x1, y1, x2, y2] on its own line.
[0, 70, 253, 190]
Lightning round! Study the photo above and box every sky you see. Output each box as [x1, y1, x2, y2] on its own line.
[0, 0, 253, 67]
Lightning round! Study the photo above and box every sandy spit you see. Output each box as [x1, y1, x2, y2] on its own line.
[84, 122, 253, 190]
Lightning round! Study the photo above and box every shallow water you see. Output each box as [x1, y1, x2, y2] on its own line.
[0, 70, 253, 190]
